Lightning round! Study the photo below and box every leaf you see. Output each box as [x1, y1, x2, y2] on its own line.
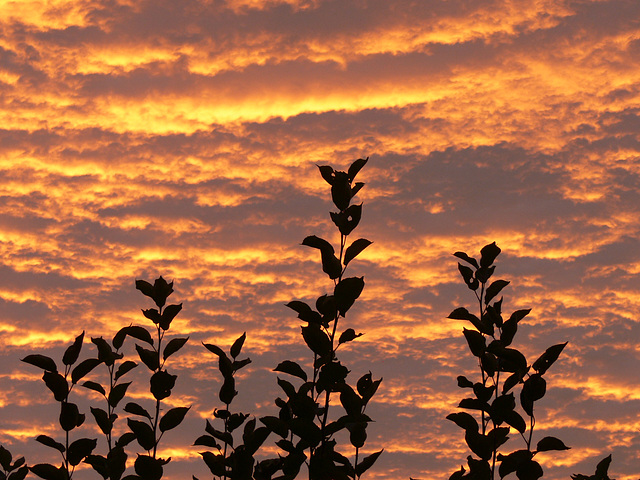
[338, 328, 362, 345]
[163, 337, 188, 360]
[331, 171, 351, 210]
[330, 204, 362, 236]
[159, 407, 190, 432]
[446, 412, 478, 432]
[136, 345, 159, 371]
[457, 376, 474, 388]
[150, 370, 177, 401]
[29, 464, 66, 480]
[0, 445, 10, 470]
[134, 454, 163, 480]
[124, 402, 152, 419]
[334, 276, 365, 316]
[356, 449, 383, 477]
[458, 263, 479, 291]
[67, 438, 97, 466]
[260, 416, 289, 438]
[219, 376, 236, 405]
[115, 361, 137, 381]
[274, 360, 307, 381]
[448, 308, 486, 334]
[453, 251, 479, 269]
[160, 303, 182, 330]
[60, 402, 82, 431]
[21, 354, 57, 373]
[536, 436, 570, 452]
[344, 238, 372, 266]
[532, 342, 568, 375]
[127, 419, 156, 451]
[124, 326, 154, 346]
[302, 235, 342, 279]
[91, 337, 119, 366]
[193, 435, 220, 449]
[285, 301, 323, 324]
[62, 332, 85, 366]
[71, 358, 101, 384]
[35, 435, 65, 453]
[301, 324, 332, 357]
[43, 372, 68, 401]
[497, 450, 534, 478]
[485, 280, 509, 305]
[230, 332, 246, 359]
[317, 164, 335, 185]
[90, 407, 112, 435]
[463, 328, 486, 357]
[347, 157, 368, 181]
[8, 465, 28, 480]
[203, 343, 226, 358]
[108, 382, 131, 408]
[480, 242, 501, 268]
[516, 460, 543, 480]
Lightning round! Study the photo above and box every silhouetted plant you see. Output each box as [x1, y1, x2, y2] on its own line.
[81, 334, 139, 479]
[195, 332, 272, 480]
[22, 331, 100, 479]
[117, 277, 190, 480]
[0, 445, 28, 480]
[571, 455, 615, 480]
[261, 158, 382, 479]
[447, 243, 569, 480]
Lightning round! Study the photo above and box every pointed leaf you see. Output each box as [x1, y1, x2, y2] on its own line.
[43, 372, 68, 402]
[124, 402, 152, 419]
[536, 436, 570, 452]
[480, 242, 501, 267]
[347, 157, 368, 181]
[163, 337, 188, 360]
[159, 407, 190, 432]
[21, 354, 57, 372]
[67, 438, 97, 466]
[136, 345, 159, 371]
[274, 361, 307, 381]
[453, 251, 479, 269]
[62, 332, 85, 366]
[71, 358, 101, 384]
[35, 435, 65, 453]
[115, 361, 137, 381]
[338, 328, 362, 345]
[230, 332, 246, 359]
[532, 342, 568, 375]
[356, 449, 383, 477]
[485, 280, 509, 305]
[108, 382, 131, 408]
[82, 381, 106, 396]
[334, 276, 365, 316]
[344, 238, 372, 266]
[90, 407, 112, 435]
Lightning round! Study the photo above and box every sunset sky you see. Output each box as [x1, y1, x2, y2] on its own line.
[1, 0, 640, 478]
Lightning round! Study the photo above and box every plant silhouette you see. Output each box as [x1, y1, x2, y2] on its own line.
[5, 163, 622, 480]
[258, 157, 383, 479]
[447, 243, 569, 480]
[22, 331, 100, 479]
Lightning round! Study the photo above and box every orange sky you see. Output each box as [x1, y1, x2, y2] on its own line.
[1, 0, 640, 478]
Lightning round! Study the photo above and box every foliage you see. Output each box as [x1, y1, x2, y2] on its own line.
[447, 242, 569, 480]
[5, 161, 618, 480]
[258, 157, 383, 480]
[571, 455, 615, 480]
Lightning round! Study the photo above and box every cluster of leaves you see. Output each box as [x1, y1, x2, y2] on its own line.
[447, 243, 570, 480]
[0, 445, 28, 480]
[254, 158, 383, 479]
[195, 333, 272, 479]
[571, 455, 615, 480]
[22, 331, 100, 479]
[21, 277, 188, 480]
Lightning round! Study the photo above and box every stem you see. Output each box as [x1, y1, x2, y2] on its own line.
[223, 401, 230, 480]
[152, 321, 163, 459]
[354, 446, 359, 480]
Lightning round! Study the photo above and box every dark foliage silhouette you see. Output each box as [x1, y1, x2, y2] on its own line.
[22, 331, 100, 479]
[447, 243, 569, 480]
[4, 161, 620, 480]
[259, 157, 383, 479]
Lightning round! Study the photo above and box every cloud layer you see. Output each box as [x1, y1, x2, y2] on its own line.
[1, 0, 639, 478]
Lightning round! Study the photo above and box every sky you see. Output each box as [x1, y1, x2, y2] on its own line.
[0, 0, 639, 478]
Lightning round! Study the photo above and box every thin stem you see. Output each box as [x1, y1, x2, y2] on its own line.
[223, 401, 231, 480]
[152, 321, 163, 459]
